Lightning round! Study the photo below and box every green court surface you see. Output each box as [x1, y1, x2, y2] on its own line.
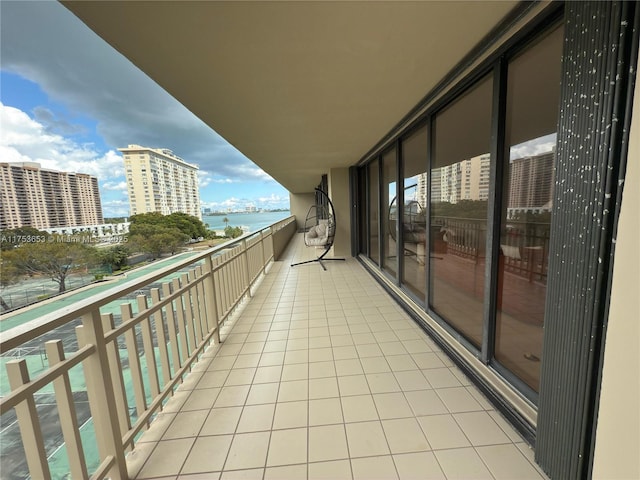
[0, 252, 198, 333]
[1, 252, 199, 479]
[2, 343, 171, 479]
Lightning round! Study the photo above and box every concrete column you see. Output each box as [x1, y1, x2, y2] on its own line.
[328, 168, 351, 257]
[592, 52, 640, 480]
[289, 192, 316, 231]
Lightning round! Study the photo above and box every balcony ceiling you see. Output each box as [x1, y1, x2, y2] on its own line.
[62, 1, 517, 193]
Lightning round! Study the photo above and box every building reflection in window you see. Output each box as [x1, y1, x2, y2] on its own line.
[401, 125, 428, 300]
[429, 74, 493, 348]
[495, 24, 563, 392]
[368, 159, 380, 265]
[382, 148, 397, 278]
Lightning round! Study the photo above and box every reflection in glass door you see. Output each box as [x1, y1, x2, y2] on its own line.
[429, 75, 493, 348]
[382, 148, 397, 277]
[368, 159, 380, 265]
[401, 126, 428, 300]
[356, 21, 564, 400]
[495, 24, 563, 392]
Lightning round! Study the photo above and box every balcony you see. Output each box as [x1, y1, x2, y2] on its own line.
[1, 217, 547, 480]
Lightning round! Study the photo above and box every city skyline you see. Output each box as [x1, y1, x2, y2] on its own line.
[0, 1, 290, 218]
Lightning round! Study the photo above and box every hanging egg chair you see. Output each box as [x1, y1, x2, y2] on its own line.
[291, 188, 345, 270]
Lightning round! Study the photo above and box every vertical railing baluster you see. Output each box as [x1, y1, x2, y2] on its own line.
[213, 257, 223, 320]
[76, 310, 127, 480]
[224, 253, 232, 314]
[252, 239, 260, 282]
[242, 239, 252, 298]
[232, 251, 239, 305]
[265, 228, 274, 262]
[230, 251, 236, 311]
[235, 248, 242, 300]
[172, 277, 189, 364]
[245, 244, 251, 296]
[137, 295, 160, 399]
[200, 261, 214, 333]
[219, 254, 228, 316]
[6, 360, 50, 480]
[100, 314, 131, 444]
[161, 282, 181, 375]
[204, 254, 221, 343]
[188, 269, 203, 344]
[217, 254, 225, 317]
[247, 241, 254, 285]
[253, 239, 260, 281]
[45, 340, 89, 479]
[181, 273, 197, 355]
[228, 252, 236, 307]
[259, 231, 267, 276]
[194, 266, 207, 342]
[151, 289, 171, 389]
[121, 303, 147, 424]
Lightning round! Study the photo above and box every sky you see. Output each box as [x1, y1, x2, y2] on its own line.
[0, 0, 290, 218]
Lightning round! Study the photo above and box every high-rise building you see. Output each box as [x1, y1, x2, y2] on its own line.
[430, 153, 491, 204]
[0, 162, 103, 230]
[461, 153, 491, 201]
[119, 145, 201, 219]
[507, 149, 555, 215]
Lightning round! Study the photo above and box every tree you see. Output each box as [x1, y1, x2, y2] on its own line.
[223, 217, 229, 228]
[2, 241, 94, 293]
[510, 211, 551, 224]
[130, 212, 208, 240]
[96, 244, 130, 271]
[0, 261, 21, 311]
[129, 228, 189, 258]
[432, 200, 488, 219]
[149, 232, 186, 256]
[224, 225, 243, 239]
[1, 227, 49, 251]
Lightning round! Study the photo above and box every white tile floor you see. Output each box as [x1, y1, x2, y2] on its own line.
[126, 235, 548, 480]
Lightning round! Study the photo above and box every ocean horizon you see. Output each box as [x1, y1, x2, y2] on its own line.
[202, 210, 291, 233]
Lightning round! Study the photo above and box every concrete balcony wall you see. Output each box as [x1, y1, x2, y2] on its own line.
[289, 192, 316, 232]
[592, 53, 640, 480]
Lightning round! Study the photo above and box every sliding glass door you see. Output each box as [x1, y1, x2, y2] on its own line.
[429, 75, 493, 348]
[357, 21, 563, 398]
[494, 24, 563, 392]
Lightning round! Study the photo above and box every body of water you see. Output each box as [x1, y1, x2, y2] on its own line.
[203, 210, 291, 232]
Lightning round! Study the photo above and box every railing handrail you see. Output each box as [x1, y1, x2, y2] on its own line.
[431, 215, 551, 227]
[0, 214, 296, 480]
[0, 216, 295, 354]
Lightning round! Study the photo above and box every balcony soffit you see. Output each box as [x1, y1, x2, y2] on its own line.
[61, 1, 518, 193]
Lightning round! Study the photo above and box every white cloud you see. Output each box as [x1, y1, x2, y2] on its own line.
[101, 199, 130, 217]
[1, 1, 275, 185]
[510, 134, 557, 161]
[197, 171, 240, 188]
[202, 192, 289, 211]
[102, 181, 128, 192]
[257, 193, 288, 204]
[0, 102, 124, 179]
[220, 198, 241, 207]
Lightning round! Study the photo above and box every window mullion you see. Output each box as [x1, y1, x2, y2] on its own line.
[481, 58, 507, 364]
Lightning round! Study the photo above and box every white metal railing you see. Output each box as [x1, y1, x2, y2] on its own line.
[0, 216, 296, 480]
